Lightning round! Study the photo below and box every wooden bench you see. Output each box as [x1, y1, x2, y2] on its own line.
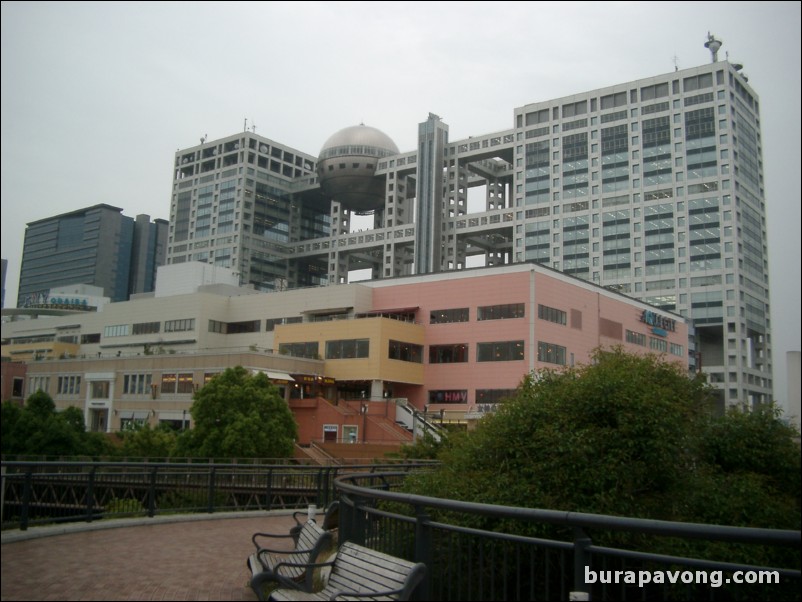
[289, 502, 339, 545]
[248, 519, 334, 601]
[266, 541, 427, 601]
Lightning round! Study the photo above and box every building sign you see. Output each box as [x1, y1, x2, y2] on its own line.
[429, 390, 468, 404]
[640, 310, 676, 337]
[20, 290, 97, 311]
[294, 374, 336, 385]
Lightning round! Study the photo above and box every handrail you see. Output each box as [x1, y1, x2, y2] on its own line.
[334, 471, 801, 601]
[0, 460, 434, 531]
[335, 472, 799, 545]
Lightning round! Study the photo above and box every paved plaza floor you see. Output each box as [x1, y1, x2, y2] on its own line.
[1, 511, 298, 601]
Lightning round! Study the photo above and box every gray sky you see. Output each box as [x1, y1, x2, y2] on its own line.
[2, 1, 800, 409]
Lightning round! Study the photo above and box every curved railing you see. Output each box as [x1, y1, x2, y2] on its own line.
[0, 460, 434, 531]
[335, 472, 801, 601]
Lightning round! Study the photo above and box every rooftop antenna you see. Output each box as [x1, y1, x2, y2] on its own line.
[251, 122, 257, 134]
[244, 118, 248, 132]
[704, 32, 722, 63]
[672, 54, 679, 72]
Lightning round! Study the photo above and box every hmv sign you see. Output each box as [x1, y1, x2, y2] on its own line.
[429, 390, 468, 404]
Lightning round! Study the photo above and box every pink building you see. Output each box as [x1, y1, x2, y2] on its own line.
[361, 263, 688, 416]
[8, 262, 688, 445]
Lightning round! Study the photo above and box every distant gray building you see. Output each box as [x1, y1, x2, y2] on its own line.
[17, 204, 167, 305]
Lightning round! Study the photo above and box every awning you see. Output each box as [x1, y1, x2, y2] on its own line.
[264, 370, 295, 382]
[301, 307, 352, 315]
[364, 306, 419, 314]
[119, 411, 149, 420]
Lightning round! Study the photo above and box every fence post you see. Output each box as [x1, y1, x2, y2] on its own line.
[85, 466, 96, 523]
[339, 492, 352, 543]
[147, 466, 157, 517]
[207, 465, 216, 513]
[266, 468, 273, 510]
[572, 527, 592, 601]
[413, 504, 432, 601]
[20, 469, 32, 531]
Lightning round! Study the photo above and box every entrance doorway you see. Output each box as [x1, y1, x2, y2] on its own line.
[323, 424, 338, 442]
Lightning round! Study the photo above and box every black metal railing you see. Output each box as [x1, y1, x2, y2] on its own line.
[3, 463, 799, 601]
[336, 472, 801, 601]
[0, 461, 432, 531]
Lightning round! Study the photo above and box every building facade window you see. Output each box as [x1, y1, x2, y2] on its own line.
[325, 339, 369, 359]
[430, 308, 469, 324]
[161, 372, 194, 394]
[475, 389, 516, 404]
[132, 322, 160, 335]
[477, 303, 525, 320]
[164, 318, 195, 332]
[91, 381, 110, 399]
[57, 375, 82, 395]
[538, 341, 567, 365]
[429, 344, 469, 364]
[28, 376, 50, 394]
[278, 342, 319, 359]
[477, 341, 525, 362]
[538, 304, 567, 325]
[388, 340, 423, 363]
[104, 324, 130, 337]
[625, 330, 647, 346]
[123, 373, 153, 395]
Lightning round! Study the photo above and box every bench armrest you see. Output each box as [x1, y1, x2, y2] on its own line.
[291, 510, 308, 526]
[269, 559, 336, 592]
[251, 531, 293, 548]
[256, 543, 319, 556]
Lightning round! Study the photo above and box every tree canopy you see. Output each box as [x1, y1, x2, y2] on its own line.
[174, 366, 298, 459]
[1, 390, 111, 458]
[403, 348, 800, 531]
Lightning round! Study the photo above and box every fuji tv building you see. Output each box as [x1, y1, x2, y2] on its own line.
[167, 36, 771, 409]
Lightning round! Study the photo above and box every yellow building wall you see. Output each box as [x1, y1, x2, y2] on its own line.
[274, 318, 425, 384]
[3, 341, 80, 362]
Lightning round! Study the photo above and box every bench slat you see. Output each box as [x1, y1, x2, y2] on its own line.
[268, 542, 426, 601]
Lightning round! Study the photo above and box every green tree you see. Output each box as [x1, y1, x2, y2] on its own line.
[404, 347, 800, 529]
[1, 400, 24, 453]
[398, 348, 800, 586]
[118, 423, 178, 459]
[1, 391, 113, 458]
[174, 366, 298, 459]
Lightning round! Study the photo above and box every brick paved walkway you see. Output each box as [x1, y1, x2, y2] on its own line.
[1, 512, 298, 601]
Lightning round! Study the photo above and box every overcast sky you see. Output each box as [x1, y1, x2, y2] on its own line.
[2, 1, 799, 409]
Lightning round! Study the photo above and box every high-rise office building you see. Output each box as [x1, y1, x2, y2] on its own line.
[167, 36, 769, 408]
[18, 204, 167, 305]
